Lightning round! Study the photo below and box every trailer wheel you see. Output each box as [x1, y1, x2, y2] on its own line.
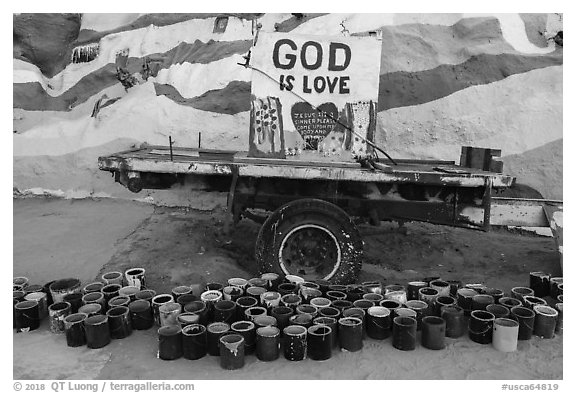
[255, 199, 363, 284]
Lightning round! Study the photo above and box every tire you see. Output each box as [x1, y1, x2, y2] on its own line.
[255, 198, 363, 284]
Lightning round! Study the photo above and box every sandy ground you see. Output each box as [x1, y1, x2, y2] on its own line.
[13, 197, 563, 380]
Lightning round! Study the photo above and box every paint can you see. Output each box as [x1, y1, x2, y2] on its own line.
[423, 276, 441, 285]
[206, 322, 231, 356]
[529, 271, 550, 297]
[498, 297, 523, 310]
[464, 283, 486, 293]
[486, 304, 510, 319]
[441, 305, 466, 338]
[353, 299, 375, 314]
[270, 306, 294, 332]
[245, 306, 268, 322]
[379, 299, 402, 315]
[522, 296, 548, 310]
[13, 276, 29, 289]
[228, 277, 249, 291]
[253, 315, 277, 328]
[482, 288, 504, 303]
[158, 325, 183, 360]
[219, 334, 245, 370]
[345, 285, 365, 302]
[317, 306, 341, 320]
[342, 308, 365, 335]
[159, 302, 182, 327]
[128, 299, 154, 330]
[300, 281, 321, 291]
[24, 292, 48, 320]
[446, 280, 462, 297]
[101, 284, 122, 306]
[331, 299, 353, 312]
[256, 326, 281, 361]
[101, 271, 124, 286]
[418, 287, 439, 308]
[283, 325, 307, 361]
[395, 308, 417, 319]
[235, 296, 258, 321]
[555, 303, 563, 334]
[280, 293, 302, 310]
[223, 286, 243, 302]
[405, 300, 428, 330]
[171, 285, 193, 302]
[472, 294, 495, 311]
[231, 321, 256, 355]
[533, 305, 557, 339]
[338, 317, 363, 352]
[260, 272, 282, 291]
[307, 324, 332, 361]
[107, 306, 132, 339]
[421, 316, 446, 350]
[429, 280, 451, 297]
[392, 316, 417, 351]
[362, 293, 384, 304]
[296, 304, 319, 318]
[260, 291, 282, 310]
[82, 282, 105, 295]
[326, 290, 347, 302]
[289, 313, 314, 329]
[510, 306, 535, 340]
[183, 301, 209, 326]
[248, 277, 268, 288]
[510, 287, 534, 301]
[300, 288, 322, 303]
[108, 295, 130, 309]
[492, 318, 519, 352]
[49, 278, 81, 304]
[200, 290, 223, 314]
[151, 294, 175, 326]
[385, 290, 407, 305]
[361, 281, 383, 295]
[313, 316, 338, 348]
[285, 274, 305, 287]
[407, 281, 427, 301]
[14, 300, 40, 332]
[205, 282, 224, 292]
[48, 301, 71, 334]
[182, 324, 207, 360]
[43, 280, 56, 306]
[434, 296, 456, 316]
[456, 288, 477, 315]
[78, 303, 102, 317]
[177, 312, 201, 329]
[213, 300, 237, 324]
[549, 277, 563, 298]
[176, 294, 197, 308]
[328, 284, 347, 292]
[313, 279, 332, 295]
[366, 306, 392, 340]
[63, 293, 84, 314]
[64, 313, 87, 347]
[118, 286, 140, 302]
[246, 286, 266, 302]
[468, 310, 495, 344]
[84, 314, 111, 349]
[134, 289, 156, 303]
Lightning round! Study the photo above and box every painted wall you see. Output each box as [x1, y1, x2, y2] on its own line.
[13, 13, 563, 201]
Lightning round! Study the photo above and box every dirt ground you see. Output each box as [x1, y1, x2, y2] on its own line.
[13, 197, 563, 380]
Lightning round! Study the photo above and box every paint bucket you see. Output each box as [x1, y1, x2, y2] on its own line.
[555, 303, 563, 334]
[270, 306, 294, 332]
[23, 285, 44, 296]
[124, 268, 146, 289]
[313, 279, 332, 295]
[84, 314, 110, 349]
[418, 287, 439, 308]
[285, 274, 305, 287]
[342, 307, 365, 324]
[395, 308, 417, 319]
[259, 291, 281, 310]
[235, 296, 259, 321]
[346, 285, 365, 302]
[134, 289, 156, 303]
[510, 306, 535, 340]
[313, 316, 338, 348]
[183, 301, 209, 326]
[529, 271, 550, 297]
[380, 299, 402, 315]
[522, 296, 548, 310]
[361, 281, 383, 295]
[557, 284, 563, 296]
[423, 276, 441, 285]
[159, 302, 182, 327]
[214, 300, 237, 324]
[289, 313, 314, 328]
[317, 306, 341, 320]
[200, 290, 223, 310]
[158, 325, 183, 360]
[353, 299, 375, 314]
[363, 293, 384, 304]
[228, 277, 249, 291]
[82, 293, 105, 316]
[205, 282, 224, 292]
[248, 277, 268, 288]
[310, 297, 331, 309]
[101, 284, 122, 306]
[246, 286, 266, 301]
[82, 282, 105, 295]
[434, 296, 456, 316]
[256, 326, 281, 361]
[498, 296, 523, 310]
[366, 306, 392, 340]
[326, 290, 347, 302]
[182, 324, 207, 360]
[24, 292, 48, 320]
[392, 316, 417, 351]
[510, 287, 534, 301]
[177, 312, 201, 329]
[245, 306, 268, 322]
[441, 305, 466, 338]
[118, 285, 140, 302]
[102, 271, 124, 286]
[107, 306, 132, 339]
[219, 333, 245, 370]
[421, 316, 446, 350]
[482, 288, 504, 303]
[300, 288, 323, 303]
[407, 281, 427, 301]
[63, 293, 84, 314]
[557, 294, 563, 303]
[280, 293, 302, 310]
[296, 304, 318, 318]
[328, 284, 347, 292]
[464, 283, 486, 293]
[429, 280, 451, 297]
[78, 303, 102, 317]
[176, 294, 197, 308]
[14, 300, 40, 332]
[405, 300, 428, 330]
[468, 310, 495, 344]
[492, 318, 519, 352]
[261, 272, 282, 291]
[13, 276, 29, 289]
[549, 277, 563, 298]
[283, 325, 307, 361]
[533, 305, 557, 339]
[128, 300, 154, 330]
[338, 317, 363, 352]
[472, 294, 495, 311]
[385, 284, 405, 294]
[307, 324, 332, 361]
[331, 299, 353, 312]
[301, 281, 321, 291]
[171, 285, 193, 302]
[385, 290, 407, 305]
[486, 304, 510, 319]
[456, 288, 477, 315]
[151, 294, 175, 326]
[223, 286, 244, 302]
[43, 281, 56, 306]
[49, 278, 81, 304]
[446, 280, 462, 297]
[64, 313, 87, 347]
[206, 322, 231, 356]
[48, 301, 71, 334]
[108, 295, 131, 309]
[231, 321, 256, 355]
[253, 315, 277, 328]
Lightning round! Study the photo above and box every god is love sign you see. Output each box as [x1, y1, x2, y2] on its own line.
[249, 32, 382, 162]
